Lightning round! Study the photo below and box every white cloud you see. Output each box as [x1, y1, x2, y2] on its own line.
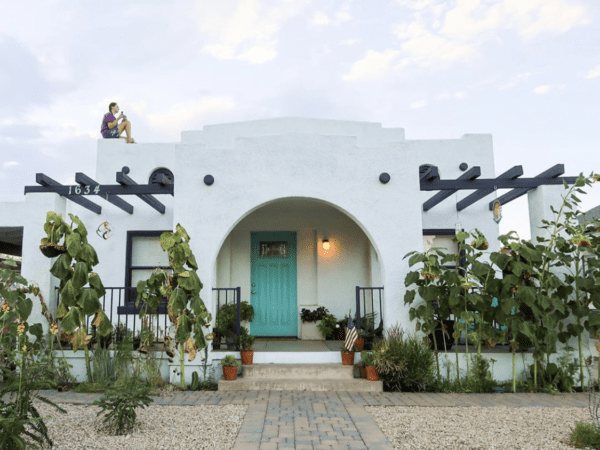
[339, 38, 361, 46]
[532, 84, 566, 95]
[196, 0, 310, 64]
[312, 11, 330, 26]
[2, 161, 20, 169]
[584, 65, 600, 80]
[145, 97, 236, 131]
[496, 72, 533, 90]
[454, 92, 466, 99]
[410, 100, 427, 108]
[343, 49, 400, 81]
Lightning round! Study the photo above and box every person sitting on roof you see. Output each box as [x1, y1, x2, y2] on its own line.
[100, 102, 135, 143]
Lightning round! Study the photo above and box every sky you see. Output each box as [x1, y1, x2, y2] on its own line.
[1, 0, 599, 240]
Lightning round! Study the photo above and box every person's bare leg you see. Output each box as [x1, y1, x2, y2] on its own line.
[118, 120, 134, 143]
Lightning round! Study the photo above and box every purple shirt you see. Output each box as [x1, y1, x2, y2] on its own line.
[101, 112, 118, 138]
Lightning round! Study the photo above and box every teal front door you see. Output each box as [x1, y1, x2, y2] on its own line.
[250, 231, 298, 337]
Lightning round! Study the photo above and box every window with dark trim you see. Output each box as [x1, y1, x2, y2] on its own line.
[125, 230, 170, 304]
[422, 228, 459, 269]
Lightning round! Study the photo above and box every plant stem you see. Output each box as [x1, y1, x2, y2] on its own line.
[180, 343, 185, 390]
[84, 344, 93, 383]
[533, 357, 537, 390]
[512, 349, 516, 393]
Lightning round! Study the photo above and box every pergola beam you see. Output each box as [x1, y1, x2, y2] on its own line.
[487, 164, 566, 210]
[76, 172, 134, 214]
[456, 165, 523, 211]
[116, 167, 166, 214]
[420, 165, 440, 182]
[35, 173, 102, 214]
[423, 166, 481, 212]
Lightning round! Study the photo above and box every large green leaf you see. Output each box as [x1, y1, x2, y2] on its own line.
[61, 307, 81, 333]
[50, 253, 72, 279]
[80, 288, 100, 316]
[405, 271, 419, 287]
[79, 244, 99, 266]
[88, 272, 106, 297]
[56, 301, 69, 319]
[72, 262, 88, 289]
[169, 287, 187, 314]
[93, 310, 112, 337]
[160, 232, 177, 251]
[66, 233, 82, 259]
[29, 323, 43, 341]
[59, 280, 79, 307]
[175, 314, 191, 343]
[15, 297, 33, 321]
[68, 213, 88, 237]
[404, 290, 416, 305]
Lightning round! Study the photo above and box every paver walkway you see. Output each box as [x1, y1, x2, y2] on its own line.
[39, 390, 590, 450]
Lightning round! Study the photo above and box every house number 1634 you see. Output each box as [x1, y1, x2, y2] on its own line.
[68, 185, 100, 195]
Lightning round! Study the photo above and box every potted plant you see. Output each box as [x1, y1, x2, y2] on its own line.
[340, 341, 355, 365]
[355, 329, 365, 352]
[317, 313, 337, 340]
[221, 355, 239, 380]
[216, 301, 254, 349]
[361, 351, 379, 381]
[300, 306, 329, 340]
[236, 327, 256, 365]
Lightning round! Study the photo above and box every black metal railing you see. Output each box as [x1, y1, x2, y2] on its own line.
[212, 287, 241, 351]
[355, 286, 384, 346]
[55, 287, 168, 344]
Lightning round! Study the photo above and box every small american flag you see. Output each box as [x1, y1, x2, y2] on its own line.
[344, 311, 358, 352]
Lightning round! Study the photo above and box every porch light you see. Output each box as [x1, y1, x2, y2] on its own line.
[322, 239, 330, 250]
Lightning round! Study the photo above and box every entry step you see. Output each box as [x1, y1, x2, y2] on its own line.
[243, 363, 354, 380]
[218, 377, 383, 392]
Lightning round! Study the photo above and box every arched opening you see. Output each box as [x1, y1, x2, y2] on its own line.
[213, 197, 384, 342]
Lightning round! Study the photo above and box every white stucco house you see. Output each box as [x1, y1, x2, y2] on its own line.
[0, 117, 585, 382]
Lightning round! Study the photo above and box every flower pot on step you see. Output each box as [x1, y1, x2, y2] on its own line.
[341, 351, 354, 365]
[223, 366, 238, 380]
[366, 366, 379, 381]
[241, 350, 254, 365]
[355, 338, 364, 352]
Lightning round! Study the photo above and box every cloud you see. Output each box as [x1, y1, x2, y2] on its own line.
[312, 11, 330, 26]
[196, 0, 310, 64]
[2, 161, 20, 169]
[532, 84, 566, 95]
[584, 65, 600, 80]
[343, 49, 400, 81]
[145, 96, 236, 131]
[410, 100, 427, 108]
[339, 38, 361, 46]
[345, 0, 590, 80]
[496, 72, 533, 90]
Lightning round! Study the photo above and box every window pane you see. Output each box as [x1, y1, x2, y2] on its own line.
[132, 236, 169, 267]
[260, 241, 288, 258]
[423, 236, 459, 258]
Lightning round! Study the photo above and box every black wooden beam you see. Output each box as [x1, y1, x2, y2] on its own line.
[456, 165, 523, 211]
[24, 184, 173, 196]
[35, 173, 102, 214]
[116, 167, 166, 214]
[420, 165, 440, 182]
[488, 164, 566, 210]
[423, 166, 481, 212]
[75, 173, 134, 214]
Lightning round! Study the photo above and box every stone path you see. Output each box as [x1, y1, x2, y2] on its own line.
[39, 390, 590, 450]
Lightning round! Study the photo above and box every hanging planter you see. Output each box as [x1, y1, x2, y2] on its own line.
[39, 243, 67, 258]
[341, 350, 354, 365]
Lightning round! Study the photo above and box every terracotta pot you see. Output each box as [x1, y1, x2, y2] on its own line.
[366, 366, 379, 381]
[341, 351, 354, 365]
[223, 366, 238, 380]
[359, 366, 367, 379]
[355, 338, 364, 352]
[241, 350, 254, 365]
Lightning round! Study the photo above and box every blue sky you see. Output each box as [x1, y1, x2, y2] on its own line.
[1, 0, 599, 239]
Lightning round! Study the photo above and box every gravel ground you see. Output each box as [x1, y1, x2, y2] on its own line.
[367, 406, 590, 450]
[37, 404, 247, 450]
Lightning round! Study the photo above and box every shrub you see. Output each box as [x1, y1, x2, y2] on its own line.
[361, 351, 375, 367]
[571, 422, 600, 449]
[372, 326, 436, 392]
[236, 327, 255, 351]
[466, 355, 496, 393]
[92, 380, 153, 435]
[300, 307, 329, 323]
[317, 313, 337, 339]
[221, 355, 238, 367]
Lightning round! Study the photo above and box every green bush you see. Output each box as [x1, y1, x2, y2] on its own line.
[317, 313, 337, 339]
[92, 380, 153, 435]
[466, 355, 496, 393]
[216, 302, 254, 337]
[236, 327, 256, 351]
[300, 306, 329, 323]
[571, 422, 600, 449]
[529, 354, 577, 393]
[360, 351, 375, 367]
[372, 326, 436, 392]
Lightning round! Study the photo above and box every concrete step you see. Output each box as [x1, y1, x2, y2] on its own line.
[243, 363, 354, 380]
[218, 377, 383, 391]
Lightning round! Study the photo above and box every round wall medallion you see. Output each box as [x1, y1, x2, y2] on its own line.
[379, 173, 391, 184]
[459, 163, 468, 171]
[204, 175, 214, 186]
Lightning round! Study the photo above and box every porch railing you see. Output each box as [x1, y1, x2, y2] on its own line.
[355, 286, 384, 346]
[212, 287, 241, 351]
[55, 287, 168, 344]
